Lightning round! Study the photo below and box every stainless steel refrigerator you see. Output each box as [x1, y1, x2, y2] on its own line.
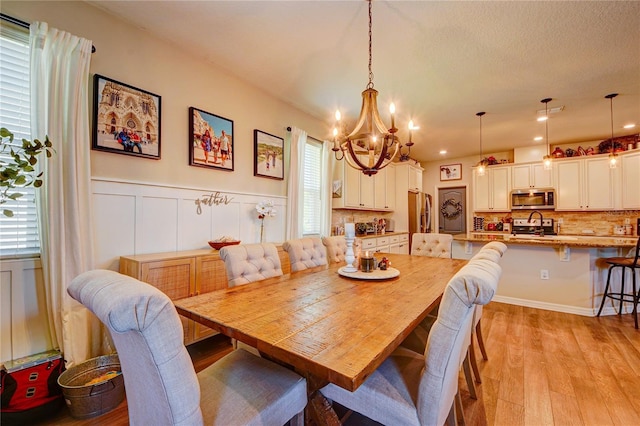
[408, 191, 432, 251]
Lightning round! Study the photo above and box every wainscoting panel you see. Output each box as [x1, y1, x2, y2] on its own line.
[91, 179, 287, 269]
[0, 258, 51, 362]
[138, 196, 180, 254]
[92, 193, 136, 270]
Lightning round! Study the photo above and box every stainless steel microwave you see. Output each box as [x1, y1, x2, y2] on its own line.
[510, 188, 555, 210]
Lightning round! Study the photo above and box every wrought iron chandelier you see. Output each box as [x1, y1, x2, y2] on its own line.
[331, 0, 417, 176]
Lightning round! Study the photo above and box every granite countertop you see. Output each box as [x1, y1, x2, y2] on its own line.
[455, 232, 638, 248]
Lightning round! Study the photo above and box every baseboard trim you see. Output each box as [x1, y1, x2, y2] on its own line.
[491, 295, 633, 317]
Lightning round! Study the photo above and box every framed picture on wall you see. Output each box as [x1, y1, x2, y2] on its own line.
[253, 129, 284, 180]
[189, 107, 234, 171]
[440, 163, 462, 181]
[92, 74, 161, 159]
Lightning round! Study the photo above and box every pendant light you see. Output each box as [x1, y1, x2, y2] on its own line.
[605, 93, 618, 168]
[541, 98, 553, 170]
[476, 111, 487, 176]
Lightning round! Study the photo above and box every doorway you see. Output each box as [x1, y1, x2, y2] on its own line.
[438, 186, 466, 234]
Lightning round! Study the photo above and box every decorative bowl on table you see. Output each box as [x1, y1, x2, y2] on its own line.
[208, 240, 241, 250]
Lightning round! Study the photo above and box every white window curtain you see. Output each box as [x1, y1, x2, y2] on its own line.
[286, 127, 306, 239]
[319, 140, 332, 237]
[286, 127, 332, 240]
[30, 22, 103, 367]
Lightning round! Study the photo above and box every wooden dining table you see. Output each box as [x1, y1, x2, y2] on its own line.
[174, 253, 466, 425]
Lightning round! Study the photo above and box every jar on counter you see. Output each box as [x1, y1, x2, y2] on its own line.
[624, 224, 633, 235]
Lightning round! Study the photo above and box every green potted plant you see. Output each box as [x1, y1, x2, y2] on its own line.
[0, 127, 54, 217]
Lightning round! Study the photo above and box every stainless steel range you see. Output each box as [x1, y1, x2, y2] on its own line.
[512, 218, 556, 236]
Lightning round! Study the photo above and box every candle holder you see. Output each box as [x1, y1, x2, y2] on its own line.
[343, 234, 358, 273]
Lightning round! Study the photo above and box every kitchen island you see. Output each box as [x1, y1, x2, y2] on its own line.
[452, 233, 637, 317]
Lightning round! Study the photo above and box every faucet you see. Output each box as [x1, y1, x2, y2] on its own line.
[528, 210, 544, 236]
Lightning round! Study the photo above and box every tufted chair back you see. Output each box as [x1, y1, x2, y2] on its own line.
[219, 243, 283, 287]
[321, 236, 347, 264]
[411, 233, 453, 258]
[283, 237, 328, 272]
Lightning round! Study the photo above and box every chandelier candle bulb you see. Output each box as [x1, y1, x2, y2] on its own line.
[390, 103, 396, 130]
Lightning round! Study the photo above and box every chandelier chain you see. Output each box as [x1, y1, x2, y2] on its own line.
[367, 0, 374, 89]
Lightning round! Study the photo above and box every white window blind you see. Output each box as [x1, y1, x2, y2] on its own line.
[303, 138, 322, 236]
[0, 22, 40, 257]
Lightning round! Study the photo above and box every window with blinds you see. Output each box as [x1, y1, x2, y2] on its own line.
[303, 138, 322, 236]
[0, 23, 40, 257]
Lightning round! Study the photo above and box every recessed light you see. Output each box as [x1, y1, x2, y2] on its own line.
[623, 123, 636, 129]
[439, 150, 447, 155]
[537, 116, 548, 122]
[534, 136, 543, 141]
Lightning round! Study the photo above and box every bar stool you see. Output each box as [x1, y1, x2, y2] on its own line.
[596, 237, 640, 329]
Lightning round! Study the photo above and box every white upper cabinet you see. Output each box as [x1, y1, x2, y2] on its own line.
[473, 165, 511, 212]
[511, 163, 553, 189]
[395, 163, 423, 193]
[621, 150, 640, 209]
[555, 157, 616, 210]
[374, 165, 396, 211]
[332, 156, 393, 211]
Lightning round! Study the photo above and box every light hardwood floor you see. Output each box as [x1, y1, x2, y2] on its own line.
[40, 302, 640, 425]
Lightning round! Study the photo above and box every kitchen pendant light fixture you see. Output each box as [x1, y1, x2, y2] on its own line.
[331, 0, 416, 176]
[476, 111, 487, 176]
[605, 93, 618, 169]
[541, 98, 553, 170]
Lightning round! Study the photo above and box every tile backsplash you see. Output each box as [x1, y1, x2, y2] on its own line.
[331, 210, 394, 234]
[475, 210, 640, 236]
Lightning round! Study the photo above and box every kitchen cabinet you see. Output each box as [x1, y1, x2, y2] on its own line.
[555, 157, 616, 210]
[396, 163, 423, 193]
[511, 163, 553, 189]
[333, 155, 375, 209]
[120, 248, 291, 345]
[472, 165, 511, 212]
[374, 165, 396, 211]
[389, 233, 410, 254]
[621, 151, 640, 209]
[357, 233, 409, 255]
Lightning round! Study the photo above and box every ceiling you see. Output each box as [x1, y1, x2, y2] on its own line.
[87, 0, 640, 163]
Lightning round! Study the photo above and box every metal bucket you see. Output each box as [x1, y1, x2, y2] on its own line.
[57, 354, 125, 419]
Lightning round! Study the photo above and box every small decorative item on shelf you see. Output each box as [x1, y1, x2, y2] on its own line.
[256, 200, 276, 243]
[208, 237, 240, 250]
[552, 147, 565, 158]
[565, 148, 576, 157]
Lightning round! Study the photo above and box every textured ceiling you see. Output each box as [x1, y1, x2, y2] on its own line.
[88, 0, 640, 162]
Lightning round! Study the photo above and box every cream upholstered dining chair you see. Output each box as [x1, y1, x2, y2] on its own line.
[219, 243, 283, 287]
[466, 241, 507, 381]
[321, 235, 347, 263]
[320, 260, 501, 426]
[68, 270, 307, 426]
[219, 243, 284, 353]
[282, 237, 328, 272]
[411, 233, 453, 258]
